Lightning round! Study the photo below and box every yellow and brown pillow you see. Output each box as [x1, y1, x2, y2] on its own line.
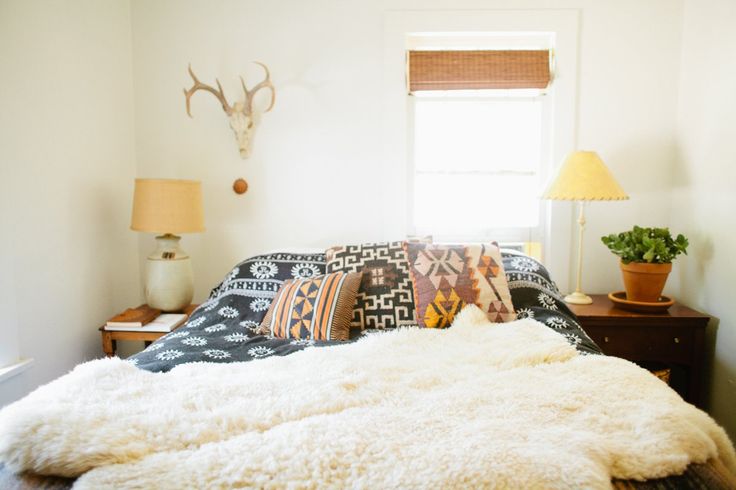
[404, 242, 516, 328]
[258, 271, 362, 341]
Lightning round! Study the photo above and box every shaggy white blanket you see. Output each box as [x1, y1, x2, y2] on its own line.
[0, 306, 734, 489]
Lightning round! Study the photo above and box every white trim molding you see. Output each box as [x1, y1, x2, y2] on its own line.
[0, 358, 34, 384]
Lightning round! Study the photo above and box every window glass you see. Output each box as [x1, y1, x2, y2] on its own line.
[411, 95, 545, 238]
[414, 98, 542, 173]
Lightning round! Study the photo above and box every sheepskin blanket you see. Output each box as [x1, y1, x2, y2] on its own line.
[1, 306, 734, 489]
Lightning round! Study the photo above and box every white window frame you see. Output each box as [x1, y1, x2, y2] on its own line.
[383, 9, 579, 293]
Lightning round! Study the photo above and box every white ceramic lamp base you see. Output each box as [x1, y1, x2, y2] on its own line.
[564, 291, 593, 305]
[144, 234, 194, 312]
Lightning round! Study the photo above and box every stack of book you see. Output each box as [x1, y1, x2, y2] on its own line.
[104, 305, 187, 332]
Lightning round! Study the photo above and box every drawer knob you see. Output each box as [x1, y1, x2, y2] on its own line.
[604, 336, 610, 343]
[674, 337, 680, 344]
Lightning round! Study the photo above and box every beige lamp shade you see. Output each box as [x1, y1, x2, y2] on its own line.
[542, 151, 628, 201]
[131, 179, 205, 234]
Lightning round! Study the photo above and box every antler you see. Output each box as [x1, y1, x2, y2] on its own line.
[183, 64, 233, 117]
[239, 61, 276, 115]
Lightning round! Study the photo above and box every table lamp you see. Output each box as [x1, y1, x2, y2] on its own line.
[542, 151, 628, 304]
[131, 178, 205, 311]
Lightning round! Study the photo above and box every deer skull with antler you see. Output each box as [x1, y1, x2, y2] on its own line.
[184, 63, 275, 158]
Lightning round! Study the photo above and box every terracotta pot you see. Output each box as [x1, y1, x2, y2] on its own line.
[620, 261, 672, 303]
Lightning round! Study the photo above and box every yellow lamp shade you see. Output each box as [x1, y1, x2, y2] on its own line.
[542, 151, 628, 201]
[131, 179, 205, 234]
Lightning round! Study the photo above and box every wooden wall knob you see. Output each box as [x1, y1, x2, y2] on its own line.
[233, 178, 248, 195]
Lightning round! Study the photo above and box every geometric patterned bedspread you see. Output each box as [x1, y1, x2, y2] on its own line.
[128, 249, 602, 372]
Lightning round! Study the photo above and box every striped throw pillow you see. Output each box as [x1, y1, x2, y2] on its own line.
[258, 271, 362, 341]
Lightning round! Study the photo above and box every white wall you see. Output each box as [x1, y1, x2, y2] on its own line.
[670, 0, 736, 438]
[575, 2, 683, 297]
[0, 0, 140, 405]
[129, 0, 683, 300]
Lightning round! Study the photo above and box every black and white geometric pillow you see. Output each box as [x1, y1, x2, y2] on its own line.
[326, 241, 418, 330]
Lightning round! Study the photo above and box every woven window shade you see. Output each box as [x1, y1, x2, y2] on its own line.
[408, 50, 551, 92]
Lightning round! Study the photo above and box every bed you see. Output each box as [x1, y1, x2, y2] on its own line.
[0, 247, 734, 489]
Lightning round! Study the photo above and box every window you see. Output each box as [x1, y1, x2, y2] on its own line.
[407, 34, 553, 245]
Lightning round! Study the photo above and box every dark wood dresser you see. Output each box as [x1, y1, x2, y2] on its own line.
[569, 294, 709, 408]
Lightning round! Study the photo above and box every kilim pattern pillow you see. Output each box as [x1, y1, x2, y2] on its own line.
[404, 242, 516, 328]
[325, 241, 418, 330]
[258, 271, 362, 341]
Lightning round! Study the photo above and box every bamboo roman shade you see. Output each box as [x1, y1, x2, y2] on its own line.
[408, 50, 551, 92]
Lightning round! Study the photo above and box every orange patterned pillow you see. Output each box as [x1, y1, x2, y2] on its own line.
[404, 242, 516, 328]
[258, 271, 362, 341]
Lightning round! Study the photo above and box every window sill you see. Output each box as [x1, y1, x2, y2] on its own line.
[0, 358, 34, 384]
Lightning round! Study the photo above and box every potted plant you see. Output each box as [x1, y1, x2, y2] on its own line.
[601, 226, 688, 302]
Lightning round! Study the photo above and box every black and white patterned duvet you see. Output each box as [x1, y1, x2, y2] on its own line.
[501, 250, 601, 356]
[129, 250, 601, 372]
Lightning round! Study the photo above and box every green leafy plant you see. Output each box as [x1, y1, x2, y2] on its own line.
[601, 226, 688, 264]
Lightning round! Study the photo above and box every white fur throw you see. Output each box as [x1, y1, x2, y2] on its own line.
[0, 305, 734, 489]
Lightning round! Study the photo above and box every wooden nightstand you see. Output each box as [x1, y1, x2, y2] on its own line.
[99, 304, 198, 357]
[569, 295, 709, 408]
